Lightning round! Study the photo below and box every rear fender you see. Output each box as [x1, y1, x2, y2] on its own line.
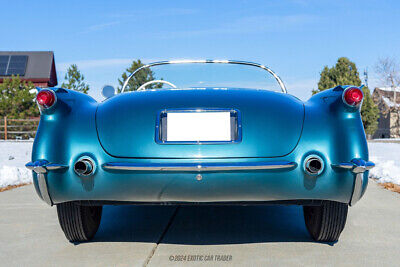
[32, 88, 99, 169]
[300, 86, 369, 197]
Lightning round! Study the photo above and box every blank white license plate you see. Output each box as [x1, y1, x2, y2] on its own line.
[167, 112, 231, 142]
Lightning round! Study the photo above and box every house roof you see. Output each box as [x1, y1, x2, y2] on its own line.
[376, 87, 400, 92]
[373, 87, 400, 110]
[382, 96, 400, 108]
[0, 51, 57, 86]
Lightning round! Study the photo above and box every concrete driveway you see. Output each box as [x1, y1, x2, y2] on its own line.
[0, 181, 399, 267]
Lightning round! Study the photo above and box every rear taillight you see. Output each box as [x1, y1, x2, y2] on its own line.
[343, 87, 363, 107]
[36, 90, 56, 108]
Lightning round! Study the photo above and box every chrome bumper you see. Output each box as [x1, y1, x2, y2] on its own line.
[333, 158, 375, 206]
[26, 160, 68, 206]
[26, 158, 374, 206]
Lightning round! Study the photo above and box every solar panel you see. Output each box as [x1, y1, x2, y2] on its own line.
[0, 55, 9, 76]
[6, 55, 28, 76]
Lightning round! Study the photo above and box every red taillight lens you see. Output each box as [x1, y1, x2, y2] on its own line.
[36, 90, 56, 108]
[343, 87, 363, 106]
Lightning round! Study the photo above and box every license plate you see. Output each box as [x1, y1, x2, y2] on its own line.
[157, 110, 240, 143]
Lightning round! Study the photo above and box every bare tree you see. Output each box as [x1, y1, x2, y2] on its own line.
[375, 57, 400, 101]
[375, 57, 400, 137]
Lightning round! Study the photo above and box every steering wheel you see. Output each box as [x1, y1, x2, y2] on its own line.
[137, 80, 177, 91]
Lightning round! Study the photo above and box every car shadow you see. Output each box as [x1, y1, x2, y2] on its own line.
[92, 204, 325, 245]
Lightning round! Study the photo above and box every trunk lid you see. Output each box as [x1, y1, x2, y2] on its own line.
[96, 88, 304, 158]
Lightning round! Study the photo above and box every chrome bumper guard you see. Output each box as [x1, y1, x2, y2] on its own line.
[332, 158, 375, 206]
[26, 160, 68, 206]
[102, 161, 297, 172]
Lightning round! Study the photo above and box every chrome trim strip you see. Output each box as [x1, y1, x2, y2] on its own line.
[120, 59, 287, 94]
[332, 158, 375, 206]
[102, 161, 297, 172]
[335, 162, 354, 169]
[332, 159, 375, 173]
[26, 160, 69, 173]
[26, 161, 69, 206]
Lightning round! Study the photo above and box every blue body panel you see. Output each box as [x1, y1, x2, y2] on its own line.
[31, 86, 369, 204]
[96, 89, 304, 158]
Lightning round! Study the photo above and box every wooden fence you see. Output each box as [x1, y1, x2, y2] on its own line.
[0, 117, 40, 140]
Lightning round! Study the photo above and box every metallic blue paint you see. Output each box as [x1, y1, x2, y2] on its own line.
[29, 85, 371, 205]
[96, 88, 304, 158]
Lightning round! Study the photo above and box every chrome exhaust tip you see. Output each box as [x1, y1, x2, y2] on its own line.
[304, 155, 324, 176]
[74, 157, 95, 176]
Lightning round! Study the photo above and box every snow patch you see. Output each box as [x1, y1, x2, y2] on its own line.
[372, 138, 400, 141]
[0, 141, 33, 188]
[368, 142, 400, 185]
[0, 166, 32, 188]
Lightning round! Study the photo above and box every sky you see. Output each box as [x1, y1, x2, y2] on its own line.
[1, 0, 400, 101]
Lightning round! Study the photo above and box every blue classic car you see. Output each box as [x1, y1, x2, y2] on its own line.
[27, 60, 374, 243]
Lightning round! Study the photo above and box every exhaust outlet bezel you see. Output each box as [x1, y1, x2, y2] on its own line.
[303, 155, 324, 176]
[74, 156, 96, 177]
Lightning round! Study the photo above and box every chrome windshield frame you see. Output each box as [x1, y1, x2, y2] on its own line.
[120, 59, 287, 94]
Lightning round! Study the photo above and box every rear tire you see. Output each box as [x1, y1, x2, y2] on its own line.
[303, 201, 348, 242]
[57, 202, 102, 242]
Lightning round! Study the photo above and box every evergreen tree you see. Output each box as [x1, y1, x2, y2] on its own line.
[61, 64, 90, 94]
[314, 57, 362, 93]
[118, 59, 162, 92]
[0, 76, 39, 118]
[361, 86, 379, 135]
[314, 57, 379, 136]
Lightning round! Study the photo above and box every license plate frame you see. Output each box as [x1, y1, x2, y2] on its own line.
[156, 109, 242, 144]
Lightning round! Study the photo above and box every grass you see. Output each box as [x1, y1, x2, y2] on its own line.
[0, 183, 31, 192]
[378, 182, 400, 194]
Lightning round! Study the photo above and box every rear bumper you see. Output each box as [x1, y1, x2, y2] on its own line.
[26, 158, 373, 206]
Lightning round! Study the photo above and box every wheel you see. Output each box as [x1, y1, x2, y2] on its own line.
[56, 202, 102, 242]
[303, 201, 348, 242]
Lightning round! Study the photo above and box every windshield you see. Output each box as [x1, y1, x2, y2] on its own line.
[120, 60, 286, 93]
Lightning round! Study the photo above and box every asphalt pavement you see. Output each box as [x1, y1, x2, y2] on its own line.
[0, 180, 399, 267]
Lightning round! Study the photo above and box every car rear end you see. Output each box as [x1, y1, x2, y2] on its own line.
[27, 57, 375, 243]
[30, 86, 369, 205]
